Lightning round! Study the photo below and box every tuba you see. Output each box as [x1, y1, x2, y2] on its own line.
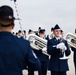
[64, 33, 76, 48]
[27, 34, 50, 56]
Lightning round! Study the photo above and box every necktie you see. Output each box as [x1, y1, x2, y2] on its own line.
[58, 39, 61, 43]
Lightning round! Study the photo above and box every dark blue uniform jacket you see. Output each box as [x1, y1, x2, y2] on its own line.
[47, 37, 71, 71]
[0, 32, 37, 75]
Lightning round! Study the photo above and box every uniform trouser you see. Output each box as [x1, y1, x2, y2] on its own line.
[28, 59, 41, 75]
[28, 60, 48, 75]
[51, 71, 66, 75]
[40, 61, 49, 75]
[74, 62, 76, 75]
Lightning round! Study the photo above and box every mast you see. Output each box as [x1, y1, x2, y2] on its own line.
[11, 0, 23, 32]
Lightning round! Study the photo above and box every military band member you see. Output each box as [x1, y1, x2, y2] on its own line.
[28, 29, 33, 34]
[28, 29, 49, 75]
[23, 30, 26, 39]
[35, 27, 41, 36]
[50, 27, 54, 39]
[35, 29, 49, 75]
[75, 29, 76, 34]
[17, 30, 23, 38]
[71, 46, 76, 75]
[61, 30, 64, 37]
[0, 5, 39, 75]
[47, 24, 71, 75]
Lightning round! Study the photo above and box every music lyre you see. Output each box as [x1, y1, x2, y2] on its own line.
[59, 38, 69, 60]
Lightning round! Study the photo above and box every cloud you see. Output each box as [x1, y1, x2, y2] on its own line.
[0, 0, 76, 35]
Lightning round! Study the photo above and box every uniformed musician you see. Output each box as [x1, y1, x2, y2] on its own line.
[34, 29, 49, 75]
[0, 5, 39, 75]
[27, 29, 49, 75]
[50, 27, 54, 39]
[71, 47, 76, 75]
[47, 24, 71, 75]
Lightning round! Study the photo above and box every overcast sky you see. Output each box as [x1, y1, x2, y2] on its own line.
[0, 0, 76, 35]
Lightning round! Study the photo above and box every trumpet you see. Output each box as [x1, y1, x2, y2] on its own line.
[27, 34, 50, 56]
[64, 33, 76, 48]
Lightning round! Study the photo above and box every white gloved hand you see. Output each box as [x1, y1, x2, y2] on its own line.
[56, 43, 64, 49]
[56, 43, 67, 50]
[42, 47, 47, 52]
